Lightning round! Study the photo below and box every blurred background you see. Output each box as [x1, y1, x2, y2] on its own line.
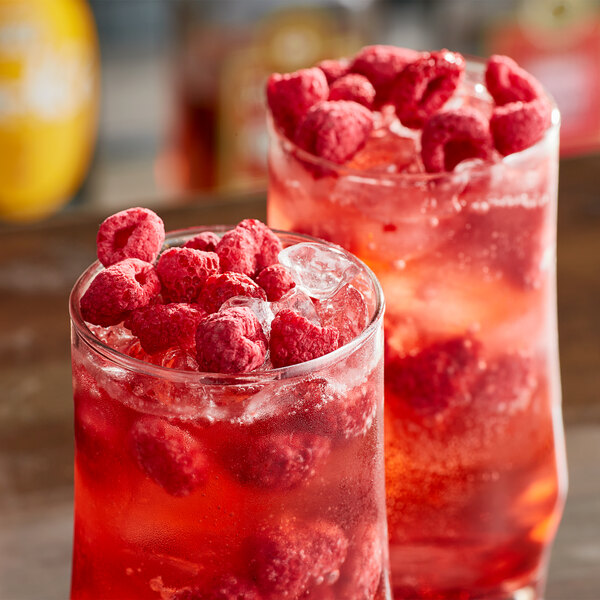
[1, 0, 599, 223]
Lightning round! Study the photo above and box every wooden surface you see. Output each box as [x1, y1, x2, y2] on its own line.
[0, 156, 599, 598]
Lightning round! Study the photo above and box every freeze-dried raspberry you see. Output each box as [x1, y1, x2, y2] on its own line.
[485, 54, 544, 106]
[80, 258, 161, 326]
[216, 227, 258, 277]
[125, 303, 206, 354]
[267, 68, 329, 138]
[256, 264, 295, 301]
[183, 231, 220, 253]
[490, 98, 552, 156]
[329, 74, 376, 109]
[391, 50, 465, 129]
[270, 309, 339, 368]
[230, 431, 331, 490]
[387, 336, 483, 416]
[171, 576, 262, 600]
[294, 101, 374, 165]
[96, 207, 165, 267]
[317, 58, 350, 84]
[349, 45, 420, 107]
[421, 108, 494, 173]
[130, 416, 208, 497]
[249, 518, 348, 598]
[238, 219, 283, 273]
[196, 307, 267, 373]
[156, 247, 220, 303]
[337, 523, 382, 600]
[202, 272, 267, 314]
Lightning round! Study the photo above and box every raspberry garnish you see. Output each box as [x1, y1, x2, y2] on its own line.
[196, 306, 267, 373]
[269, 309, 339, 368]
[317, 58, 350, 83]
[391, 50, 465, 129]
[216, 226, 258, 277]
[171, 576, 262, 600]
[255, 264, 296, 301]
[485, 54, 544, 106]
[230, 431, 331, 490]
[156, 247, 220, 303]
[238, 219, 283, 273]
[294, 100, 374, 165]
[96, 207, 165, 267]
[125, 303, 206, 354]
[329, 74, 376, 109]
[421, 108, 494, 173]
[248, 518, 348, 598]
[182, 231, 220, 253]
[349, 44, 420, 107]
[130, 416, 208, 497]
[80, 258, 161, 326]
[202, 272, 267, 314]
[490, 98, 552, 156]
[267, 67, 329, 138]
[387, 336, 483, 416]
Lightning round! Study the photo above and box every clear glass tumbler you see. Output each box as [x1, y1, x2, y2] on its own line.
[69, 228, 389, 600]
[267, 60, 568, 599]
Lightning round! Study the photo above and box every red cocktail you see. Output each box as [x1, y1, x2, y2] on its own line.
[267, 48, 567, 599]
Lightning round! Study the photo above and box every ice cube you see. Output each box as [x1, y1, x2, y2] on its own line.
[272, 286, 320, 325]
[220, 295, 275, 335]
[278, 242, 360, 300]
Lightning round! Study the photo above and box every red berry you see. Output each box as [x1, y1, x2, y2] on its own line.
[156, 247, 220, 303]
[183, 231, 220, 253]
[387, 336, 483, 416]
[196, 307, 267, 373]
[202, 272, 267, 314]
[96, 207, 165, 267]
[421, 108, 494, 173]
[216, 227, 258, 277]
[267, 68, 329, 138]
[125, 303, 206, 354]
[317, 58, 350, 84]
[490, 98, 552, 156]
[80, 258, 161, 326]
[249, 518, 348, 598]
[171, 576, 262, 600]
[130, 416, 208, 497]
[238, 219, 283, 273]
[350, 45, 420, 107]
[270, 309, 339, 368]
[255, 264, 295, 302]
[485, 54, 544, 106]
[329, 74, 376, 109]
[294, 101, 374, 165]
[391, 50, 465, 129]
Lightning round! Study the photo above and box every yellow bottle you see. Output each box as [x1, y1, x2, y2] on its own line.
[0, 0, 99, 222]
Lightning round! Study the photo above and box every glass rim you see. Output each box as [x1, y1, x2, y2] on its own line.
[267, 54, 560, 182]
[69, 226, 385, 385]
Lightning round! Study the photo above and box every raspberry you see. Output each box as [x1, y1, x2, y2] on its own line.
[294, 101, 374, 165]
[230, 431, 331, 490]
[80, 258, 161, 326]
[256, 264, 295, 301]
[267, 68, 329, 138]
[130, 416, 208, 496]
[183, 231, 220, 253]
[337, 523, 382, 600]
[216, 227, 258, 277]
[349, 45, 420, 107]
[387, 336, 483, 416]
[196, 307, 267, 373]
[269, 309, 339, 368]
[125, 303, 206, 354]
[490, 98, 552, 156]
[421, 108, 494, 173]
[202, 272, 267, 314]
[317, 58, 350, 84]
[171, 576, 262, 600]
[238, 219, 283, 273]
[249, 518, 348, 598]
[329, 74, 376, 109]
[96, 207, 165, 267]
[391, 50, 465, 129]
[156, 247, 220, 303]
[485, 54, 544, 106]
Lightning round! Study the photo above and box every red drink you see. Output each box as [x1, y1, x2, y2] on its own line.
[267, 53, 567, 599]
[69, 224, 390, 600]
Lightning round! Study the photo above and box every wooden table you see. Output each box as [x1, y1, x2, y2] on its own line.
[0, 156, 599, 598]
